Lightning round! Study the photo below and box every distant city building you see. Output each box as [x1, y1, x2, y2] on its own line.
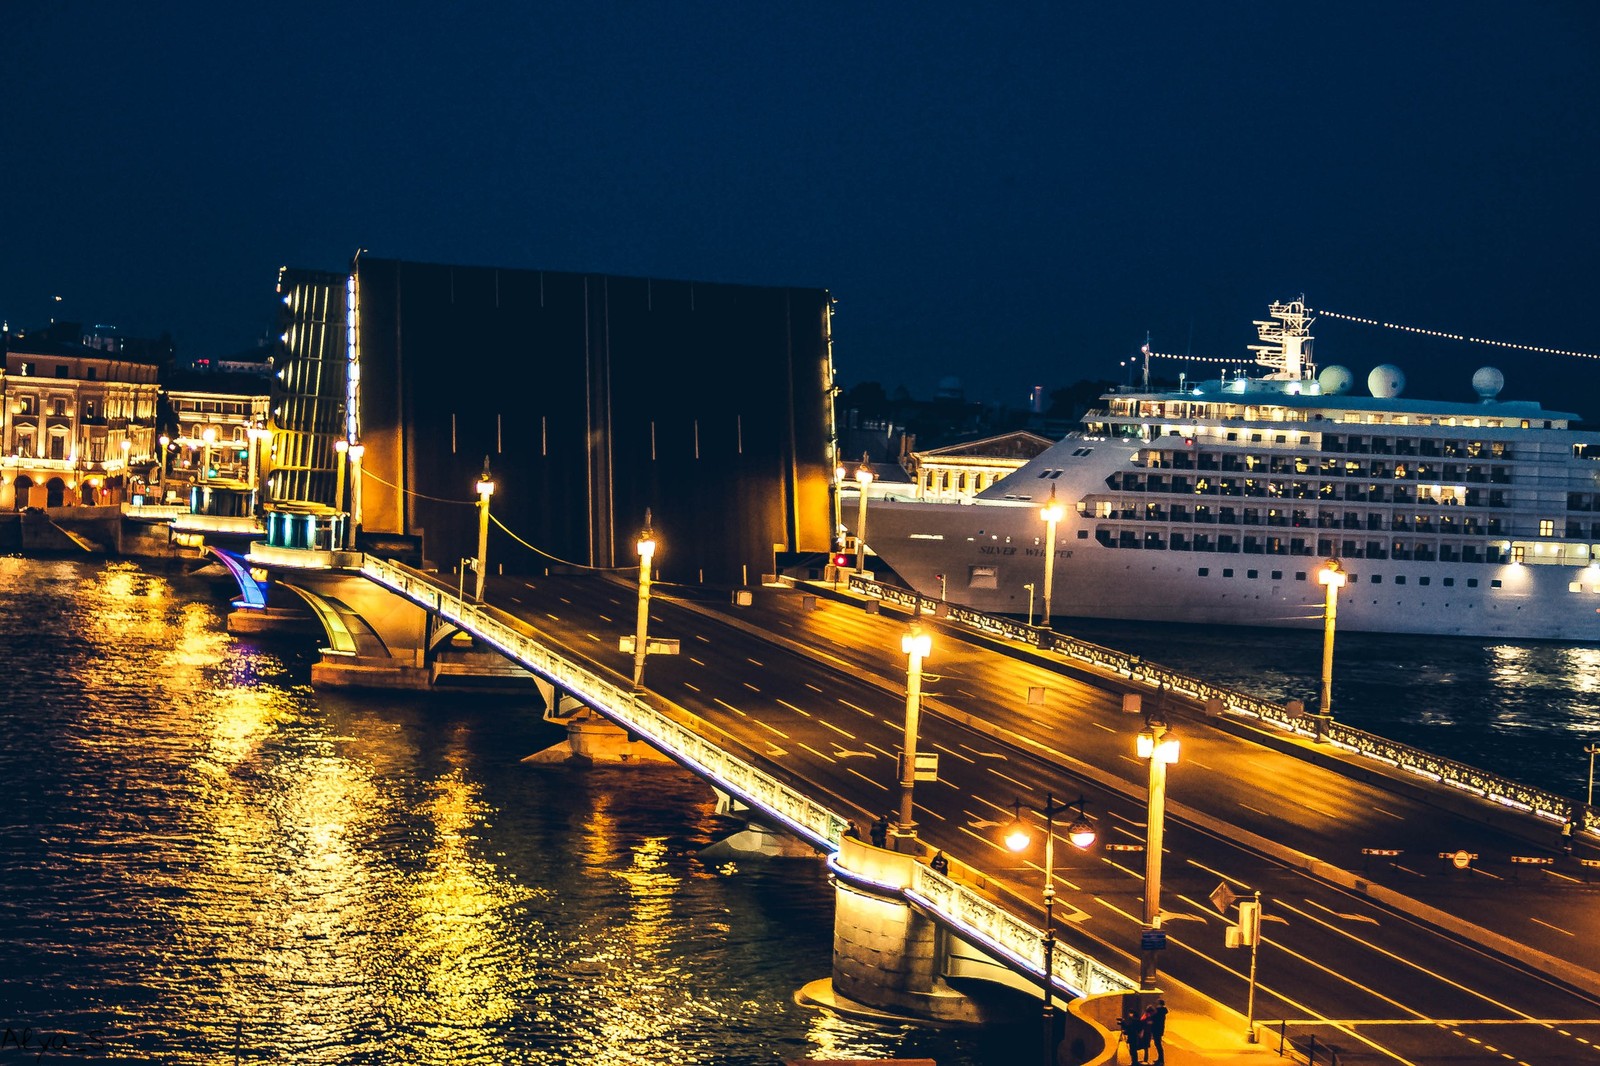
[905, 430, 1053, 500]
[272, 256, 837, 583]
[162, 370, 272, 509]
[0, 324, 161, 508]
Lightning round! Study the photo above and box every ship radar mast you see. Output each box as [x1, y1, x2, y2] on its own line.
[1248, 297, 1316, 381]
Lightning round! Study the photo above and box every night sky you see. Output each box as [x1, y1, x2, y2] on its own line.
[5, 3, 1599, 416]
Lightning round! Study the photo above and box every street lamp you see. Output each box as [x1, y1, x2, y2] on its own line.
[1586, 740, 1600, 809]
[1023, 582, 1036, 628]
[247, 425, 270, 512]
[157, 435, 170, 498]
[854, 454, 874, 574]
[474, 458, 495, 601]
[833, 462, 847, 548]
[118, 440, 131, 502]
[348, 443, 365, 546]
[893, 623, 931, 848]
[1039, 486, 1064, 630]
[1316, 559, 1347, 743]
[1136, 715, 1180, 991]
[633, 510, 656, 690]
[334, 439, 349, 523]
[1005, 793, 1096, 1066]
[200, 427, 217, 484]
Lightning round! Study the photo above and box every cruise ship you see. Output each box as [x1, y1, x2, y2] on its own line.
[851, 299, 1600, 640]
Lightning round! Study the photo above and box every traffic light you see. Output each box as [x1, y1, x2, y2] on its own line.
[833, 553, 849, 567]
[1236, 899, 1261, 946]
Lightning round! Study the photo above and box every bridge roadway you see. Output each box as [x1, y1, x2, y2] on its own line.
[402, 564, 1600, 1065]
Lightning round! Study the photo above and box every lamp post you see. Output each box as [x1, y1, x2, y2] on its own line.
[1136, 716, 1180, 990]
[474, 458, 495, 601]
[1023, 582, 1036, 628]
[833, 462, 847, 548]
[157, 435, 170, 499]
[334, 439, 349, 523]
[854, 454, 874, 573]
[1316, 559, 1346, 743]
[247, 425, 269, 512]
[1586, 740, 1600, 808]
[1040, 486, 1063, 630]
[1005, 793, 1096, 1066]
[118, 439, 131, 502]
[348, 443, 365, 547]
[893, 623, 931, 848]
[633, 511, 656, 690]
[200, 427, 216, 484]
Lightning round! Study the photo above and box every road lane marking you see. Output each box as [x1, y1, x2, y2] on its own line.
[746, 657, 765, 667]
[832, 748, 874, 759]
[989, 768, 1031, 791]
[1529, 917, 1573, 936]
[1304, 898, 1378, 924]
[866, 742, 896, 759]
[545, 613, 561, 621]
[1371, 805, 1405, 820]
[1095, 898, 1427, 1066]
[695, 633, 710, 642]
[931, 742, 975, 764]
[743, 682, 761, 693]
[776, 699, 810, 716]
[713, 698, 747, 718]
[957, 687, 977, 698]
[755, 719, 790, 740]
[690, 657, 706, 666]
[838, 698, 875, 717]
[798, 743, 834, 762]
[1238, 802, 1269, 816]
[1278, 899, 1548, 1023]
[597, 613, 612, 623]
[585, 633, 600, 642]
[819, 719, 855, 739]
[559, 596, 572, 605]
[1182, 861, 1244, 887]
[846, 767, 888, 792]
[958, 743, 1006, 758]
[683, 682, 700, 692]
[806, 683, 824, 693]
[1544, 869, 1580, 884]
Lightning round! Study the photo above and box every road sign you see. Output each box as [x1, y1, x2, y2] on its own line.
[1141, 930, 1168, 952]
[1439, 850, 1477, 870]
[1209, 881, 1238, 915]
[618, 636, 681, 655]
[900, 752, 939, 782]
[1104, 843, 1145, 852]
[1509, 856, 1554, 865]
[1360, 848, 1402, 856]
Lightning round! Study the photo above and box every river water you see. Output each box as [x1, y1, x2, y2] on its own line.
[1, 558, 1595, 1064]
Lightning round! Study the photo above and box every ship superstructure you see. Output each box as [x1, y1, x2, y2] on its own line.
[853, 299, 1600, 639]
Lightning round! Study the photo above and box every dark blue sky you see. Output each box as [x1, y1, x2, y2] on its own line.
[5, 3, 1598, 414]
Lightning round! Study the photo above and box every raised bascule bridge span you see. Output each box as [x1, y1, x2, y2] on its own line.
[206, 536, 1600, 1066]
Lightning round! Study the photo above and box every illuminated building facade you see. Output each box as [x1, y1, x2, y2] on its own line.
[0, 326, 161, 509]
[272, 256, 836, 584]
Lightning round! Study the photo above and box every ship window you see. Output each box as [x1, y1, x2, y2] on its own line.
[1395, 576, 1406, 585]
[1247, 569, 1258, 579]
[1222, 568, 1234, 577]
[1371, 575, 1383, 584]
[1077, 529, 1088, 539]
[1198, 567, 1210, 576]
[1419, 576, 1430, 586]
[1295, 571, 1306, 581]
[1049, 470, 1063, 479]
[968, 565, 999, 589]
[1271, 570, 1283, 580]
[1467, 578, 1479, 588]
[1491, 579, 1503, 588]
[1443, 578, 1455, 587]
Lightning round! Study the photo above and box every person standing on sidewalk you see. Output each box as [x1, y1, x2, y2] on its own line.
[1150, 998, 1168, 1065]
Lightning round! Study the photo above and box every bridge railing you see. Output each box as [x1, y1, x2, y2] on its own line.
[361, 556, 1136, 997]
[848, 575, 1590, 833]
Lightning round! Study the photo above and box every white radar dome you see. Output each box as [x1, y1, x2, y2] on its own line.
[1471, 366, 1505, 401]
[1317, 365, 1354, 395]
[1367, 364, 1406, 398]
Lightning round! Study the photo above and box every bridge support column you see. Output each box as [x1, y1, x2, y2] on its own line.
[522, 677, 673, 766]
[820, 838, 1000, 1025]
[701, 789, 821, 860]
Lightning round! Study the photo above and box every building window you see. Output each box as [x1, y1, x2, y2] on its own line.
[1539, 519, 1554, 536]
[55, 364, 69, 378]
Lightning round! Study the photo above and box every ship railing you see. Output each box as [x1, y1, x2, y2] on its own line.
[847, 575, 1592, 835]
[357, 555, 1138, 991]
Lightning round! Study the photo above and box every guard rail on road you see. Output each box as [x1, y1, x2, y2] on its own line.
[357, 555, 1136, 997]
